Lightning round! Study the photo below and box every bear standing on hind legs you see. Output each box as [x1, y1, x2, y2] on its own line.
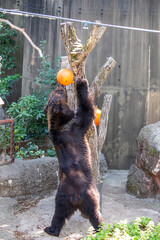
[44, 78, 103, 236]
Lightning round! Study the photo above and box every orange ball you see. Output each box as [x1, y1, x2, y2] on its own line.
[57, 68, 74, 86]
[95, 107, 101, 126]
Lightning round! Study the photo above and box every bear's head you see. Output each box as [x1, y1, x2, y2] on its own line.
[45, 86, 74, 127]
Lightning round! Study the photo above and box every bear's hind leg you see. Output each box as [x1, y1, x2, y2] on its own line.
[79, 191, 103, 231]
[44, 193, 76, 236]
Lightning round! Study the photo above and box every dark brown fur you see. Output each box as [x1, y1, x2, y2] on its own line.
[44, 79, 103, 236]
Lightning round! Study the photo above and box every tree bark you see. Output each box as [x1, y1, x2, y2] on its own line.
[98, 94, 112, 156]
[60, 22, 106, 77]
[90, 57, 117, 99]
[60, 22, 116, 182]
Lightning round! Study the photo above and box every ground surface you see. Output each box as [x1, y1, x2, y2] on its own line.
[0, 170, 160, 240]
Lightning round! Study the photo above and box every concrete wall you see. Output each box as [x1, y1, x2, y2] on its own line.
[1, 0, 160, 169]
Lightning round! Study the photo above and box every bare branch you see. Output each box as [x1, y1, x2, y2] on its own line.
[60, 22, 107, 71]
[98, 94, 112, 155]
[87, 123, 100, 183]
[60, 22, 83, 65]
[90, 57, 117, 99]
[0, 18, 43, 57]
[81, 25, 106, 60]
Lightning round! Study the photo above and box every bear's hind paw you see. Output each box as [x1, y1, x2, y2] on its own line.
[44, 226, 59, 236]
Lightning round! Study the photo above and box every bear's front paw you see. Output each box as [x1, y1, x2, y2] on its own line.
[44, 226, 60, 236]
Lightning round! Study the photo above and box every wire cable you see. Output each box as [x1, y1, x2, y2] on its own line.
[1, 8, 160, 33]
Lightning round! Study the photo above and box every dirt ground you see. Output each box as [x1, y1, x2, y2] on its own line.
[0, 170, 160, 240]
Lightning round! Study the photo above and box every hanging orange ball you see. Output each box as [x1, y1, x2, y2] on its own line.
[57, 68, 74, 86]
[95, 107, 101, 126]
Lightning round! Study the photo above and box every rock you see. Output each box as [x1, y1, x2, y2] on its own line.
[126, 121, 160, 198]
[136, 122, 160, 176]
[0, 157, 58, 198]
[126, 165, 157, 198]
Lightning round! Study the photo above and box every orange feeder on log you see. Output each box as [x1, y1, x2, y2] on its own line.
[57, 68, 74, 86]
[95, 107, 101, 126]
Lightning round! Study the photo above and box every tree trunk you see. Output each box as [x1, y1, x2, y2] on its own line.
[60, 22, 116, 182]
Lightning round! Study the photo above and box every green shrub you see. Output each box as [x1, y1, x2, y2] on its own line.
[0, 26, 60, 153]
[6, 41, 60, 145]
[47, 148, 56, 157]
[35, 41, 60, 87]
[33, 41, 60, 102]
[82, 217, 160, 240]
[0, 74, 20, 99]
[0, 124, 26, 151]
[7, 94, 48, 141]
[0, 13, 20, 103]
[16, 142, 45, 159]
[0, 13, 18, 72]
[15, 143, 56, 159]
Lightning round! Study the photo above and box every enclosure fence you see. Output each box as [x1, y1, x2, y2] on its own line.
[0, 119, 15, 166]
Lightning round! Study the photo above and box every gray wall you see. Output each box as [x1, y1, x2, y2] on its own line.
[1, 0, 160, 169]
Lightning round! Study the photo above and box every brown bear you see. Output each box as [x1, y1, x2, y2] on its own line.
[44, 78, 103, 236]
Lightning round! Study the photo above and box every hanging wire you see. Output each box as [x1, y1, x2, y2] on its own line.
[1, 8, 160, 33]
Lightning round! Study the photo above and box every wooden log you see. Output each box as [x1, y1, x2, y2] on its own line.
[98, 94, 112, 156]
[90, 57, 117, 99]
